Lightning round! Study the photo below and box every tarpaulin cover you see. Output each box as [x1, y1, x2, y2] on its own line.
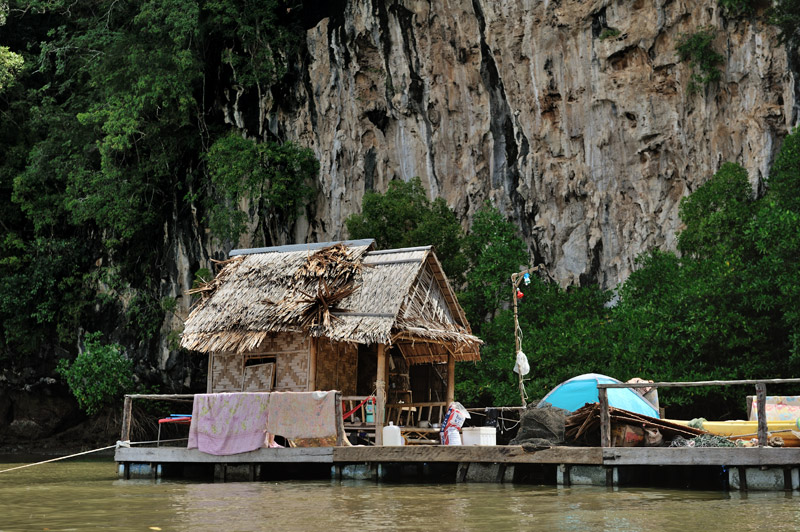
[538, 373, 660, 418]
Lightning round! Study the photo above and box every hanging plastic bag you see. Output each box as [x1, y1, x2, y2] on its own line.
[513, 350, 530, 376]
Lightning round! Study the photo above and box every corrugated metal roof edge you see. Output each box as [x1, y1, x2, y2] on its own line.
[229, 239, 375, 257]
[367, 245, 432, 255]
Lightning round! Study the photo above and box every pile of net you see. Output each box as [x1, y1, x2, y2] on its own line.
[510, 403, 570, 450]
[669, 434, 737, 448]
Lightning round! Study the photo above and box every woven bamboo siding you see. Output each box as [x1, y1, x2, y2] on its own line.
[271, 333, 310, 391]
[242, 363, 275, 391]
[315, 339, 357, 395]
[274, 350, 309, 391]
[209, 333, 309, 392]
[211, 353, 243, 392]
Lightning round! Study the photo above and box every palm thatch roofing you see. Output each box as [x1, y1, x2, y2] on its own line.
[181, 240, 481, 364]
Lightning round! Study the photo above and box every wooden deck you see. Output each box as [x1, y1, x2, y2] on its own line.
[115, 444, 800, 467]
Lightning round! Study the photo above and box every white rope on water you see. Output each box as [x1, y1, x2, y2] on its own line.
[0, 438, 189, 474]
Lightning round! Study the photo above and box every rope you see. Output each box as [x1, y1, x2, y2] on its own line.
[0, 438, 189, 474]
[342, 396, 374, 421]
[0, 444, 119, 474]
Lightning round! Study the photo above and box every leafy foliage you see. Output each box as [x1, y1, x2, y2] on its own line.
[206, 132, 318, 244]
[0, 45, 23, 91]
[676, 26, 724, 93]
[599, 28, 620, 40]
[768, 0, 800, 47]
[718, 0, 757, 16]
[459, 205, 528, 330]
[56, 332, 134, 415]
[0, 1, 314, 385]
[677, 162, 754, 259]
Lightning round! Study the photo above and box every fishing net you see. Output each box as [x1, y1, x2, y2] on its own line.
[510, 403, 570, 447]
[669, 434, 737, 448]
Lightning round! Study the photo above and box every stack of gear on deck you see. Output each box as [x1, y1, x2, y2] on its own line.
[510, 402, 570, 450]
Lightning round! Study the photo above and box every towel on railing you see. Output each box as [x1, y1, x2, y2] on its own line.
[267, 391, 336, 439]
[188, 392, 270, 455]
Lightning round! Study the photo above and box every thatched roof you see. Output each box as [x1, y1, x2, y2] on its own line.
[181, 240, 481, 363]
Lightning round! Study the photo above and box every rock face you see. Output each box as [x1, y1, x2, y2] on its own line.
[237, 0, 794, 288]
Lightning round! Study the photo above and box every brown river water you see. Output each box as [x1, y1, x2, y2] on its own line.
[2, 458, 800, 531]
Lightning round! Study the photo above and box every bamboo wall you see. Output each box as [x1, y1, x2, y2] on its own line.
[315, 339, 357, 395]
[209, 333, 310, 392]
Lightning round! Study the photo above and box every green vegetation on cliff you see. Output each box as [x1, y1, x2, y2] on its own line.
[0, 0, 313, 399]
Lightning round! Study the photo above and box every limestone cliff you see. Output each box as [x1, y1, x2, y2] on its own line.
[226, 0, 794, 288]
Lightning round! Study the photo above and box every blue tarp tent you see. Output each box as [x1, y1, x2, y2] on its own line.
[538, 373, 660, 418]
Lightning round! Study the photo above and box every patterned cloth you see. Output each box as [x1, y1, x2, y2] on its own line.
[749, 396, 800, 421]
[187, 392, 271, 455]
[267, 391, 337, 439]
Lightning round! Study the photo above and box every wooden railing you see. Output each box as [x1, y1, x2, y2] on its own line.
[119, 394, 195, 442]
[597, 378, 800, 448]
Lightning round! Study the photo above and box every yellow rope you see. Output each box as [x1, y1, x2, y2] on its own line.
[0, 438, 189, 474]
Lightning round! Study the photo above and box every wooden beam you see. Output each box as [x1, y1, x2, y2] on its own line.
[511, 272, 526, 407]
[115, 446, 334, 464]
[333, 445, 603, 464]
[364, 258, 424, 266]
[446, 354, 455, 406]
[599, 377, 800, 389]
[115, 444, 800, 468]
[123, 394, 196, 400]
[601, 447, 800, 466]
[308, 337, 317, 391]
[376, 343, 386, 446]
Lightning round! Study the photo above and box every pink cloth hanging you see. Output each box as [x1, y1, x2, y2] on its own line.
[187, 392, 270, 455]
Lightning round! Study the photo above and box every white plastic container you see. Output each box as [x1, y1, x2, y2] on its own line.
[382, 421, 403, 446]
[442, 427, 461, 445]
[461, 427, 496, 446]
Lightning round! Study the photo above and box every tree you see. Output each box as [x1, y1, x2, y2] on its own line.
[459, 204, 528, 330]
[56, 331, 134, 415]
[768, 0, 800, 47]
[206, 132, 318, 245]
[0, 45, 22, 92]
[678, 162, 754, 260]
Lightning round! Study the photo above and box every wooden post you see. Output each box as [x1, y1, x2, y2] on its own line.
[308, 337, 318, 391]
[599, 388, 611, 448]
[120, 395, 133, 442]
[446, 354, 455, 406]
[207, 355, 213, 393]
[511, 273, 527, 408]
[376, 343, 386, 446]
[334, 391, 345, 447]
[756, 383, 768, 447]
